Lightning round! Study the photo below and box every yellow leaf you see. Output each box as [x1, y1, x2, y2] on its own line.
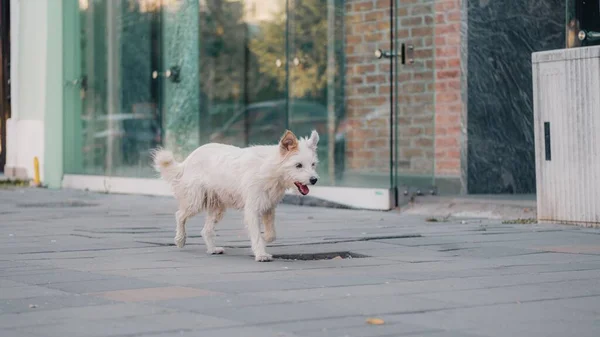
[366, 318, 385, 325]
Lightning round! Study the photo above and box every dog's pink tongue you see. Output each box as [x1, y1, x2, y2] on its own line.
[294, 182, 310, 195]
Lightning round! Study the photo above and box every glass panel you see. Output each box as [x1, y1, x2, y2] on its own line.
[244, 0, 288, 145]
[287, 0, 393, 189]
[566, 0, 600, 48]
[206, 0, 287, 148]
[161, 0, 201, 156]
[394, 0, 436, 193]
[65, 0, 164, 177]
[66, 0, 415, 197]
[286, 0, 346, 186]
[200, 0, 246, 147]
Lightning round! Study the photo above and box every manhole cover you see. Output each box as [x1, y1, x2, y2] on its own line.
[17, 201, 98, 208]
[273, 251, 369, 261]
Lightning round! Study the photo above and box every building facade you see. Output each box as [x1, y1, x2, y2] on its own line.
[3, 0, 568, 209]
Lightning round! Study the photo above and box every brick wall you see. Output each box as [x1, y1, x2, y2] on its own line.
[343, 0, 462, 179]
[344, 0, 392, 174]
[433, 0, 462, 176]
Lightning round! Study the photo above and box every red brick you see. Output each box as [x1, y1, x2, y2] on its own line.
[437, 92, 459, 102]
[354, 1, 374, 11]
[401, 17, 423, 26]
[356, 64, 376, 73]
[437, 69, 459, 79]
[365, 10, 386, 22]
[436, 46, 459, 58]
[346, 35, 363, 44]
[416, 138, 434, 147]
[356, 86, 377, 95]
[376, 0, 389, 9]
[448, 10, 462, 22]
[365, 32, 383, 42]
[411, 5, 433, 15]
[412, 26, 434, 37]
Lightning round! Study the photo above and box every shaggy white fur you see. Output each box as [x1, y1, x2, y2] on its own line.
[152, 130, 320, 262]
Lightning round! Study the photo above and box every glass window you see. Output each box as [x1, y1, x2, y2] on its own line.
[64, 0, 440, 198]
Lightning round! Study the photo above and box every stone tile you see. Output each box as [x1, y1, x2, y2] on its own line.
[414, 279, 600, 306]
[91, 286, 220, 303]
[296, 320, 439, 337]
[0, 329, 41, 337]
[0, 285, 69, 300]
[45, 277, 167, 294]
[154, 293, 288, 313]
[0, 279, 29, 288]
[0, 294, 114, 314]
[317, 294, 458, 316]
[18, 312, 241, 337]
[291, 275, 394, 288]
[388, 300, 600, 337]
[187, 279, 316, 294]
[535, 244, 600, 255]
[416, 331, 490, 337]
[192, 326, 302, 337]
[263, 316, 379, 333]
[206, 301, 358, 324]
[0, 303, 173, 329]
[3, 270, 115, 286]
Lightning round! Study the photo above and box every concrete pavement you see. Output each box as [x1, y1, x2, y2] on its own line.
[1, 188, 600, 337]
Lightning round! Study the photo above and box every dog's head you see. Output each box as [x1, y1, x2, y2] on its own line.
[278, 129, 320, 195]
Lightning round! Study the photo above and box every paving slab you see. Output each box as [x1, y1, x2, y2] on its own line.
[2, 188, 600, 336]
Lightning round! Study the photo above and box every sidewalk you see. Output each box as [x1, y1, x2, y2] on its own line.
[1, 188, 599, 337]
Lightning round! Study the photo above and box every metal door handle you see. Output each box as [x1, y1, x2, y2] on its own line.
[65, 75, 87, 88]
[375, 49, 396, 59]
[375, 44, 414, 65]
[152, 66, 181, 83]
[578, 30, 600, 42]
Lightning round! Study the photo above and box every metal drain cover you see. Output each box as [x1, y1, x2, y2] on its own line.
[272, 251, 369, 261]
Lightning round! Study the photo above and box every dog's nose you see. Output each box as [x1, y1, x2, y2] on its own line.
[310, 177, 318, 185]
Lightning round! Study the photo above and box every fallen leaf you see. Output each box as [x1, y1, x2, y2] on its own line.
[332, 256, 343, 260]
[366, 318, 385, 325]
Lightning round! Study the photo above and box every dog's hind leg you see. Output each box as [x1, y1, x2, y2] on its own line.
[262, 208, 276, 243]
[174, 209, 194, 248]
[201, 206, 225, 255]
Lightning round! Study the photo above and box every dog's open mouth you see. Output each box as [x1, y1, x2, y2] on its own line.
[294, 182, 310, 195]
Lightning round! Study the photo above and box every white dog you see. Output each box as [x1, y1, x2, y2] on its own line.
[152, 130, 320, 262]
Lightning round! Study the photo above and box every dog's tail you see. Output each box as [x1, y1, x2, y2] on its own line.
[151, 148, 182, 183]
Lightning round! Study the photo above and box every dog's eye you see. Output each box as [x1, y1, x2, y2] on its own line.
[296, 163, 303, 169]
[311, 163, 316, 167]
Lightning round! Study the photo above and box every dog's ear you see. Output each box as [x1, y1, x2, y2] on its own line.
[279, 130, 299, 155]
[308, 130, 319, 150]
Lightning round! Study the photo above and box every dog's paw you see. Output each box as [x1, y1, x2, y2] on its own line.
[263, 232, 276, 243]
[208, 247, 225, 255]
[174, 235, 186, 248]
[254, 253, 273, 262]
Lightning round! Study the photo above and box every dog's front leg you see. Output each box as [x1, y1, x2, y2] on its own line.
[245, 207, 272, 262]
[262, 208, 276, 243]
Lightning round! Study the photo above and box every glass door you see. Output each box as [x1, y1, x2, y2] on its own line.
[159, 0, 201, 156]
[203, 0, 289, 148]
[391, 0, 437, 201]
[64, 0, 202, 177]
[287, 0, 344, 185]
[243, 0, 289, 146]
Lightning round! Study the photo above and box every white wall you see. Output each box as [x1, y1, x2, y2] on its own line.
[5, 0, 47, 180]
